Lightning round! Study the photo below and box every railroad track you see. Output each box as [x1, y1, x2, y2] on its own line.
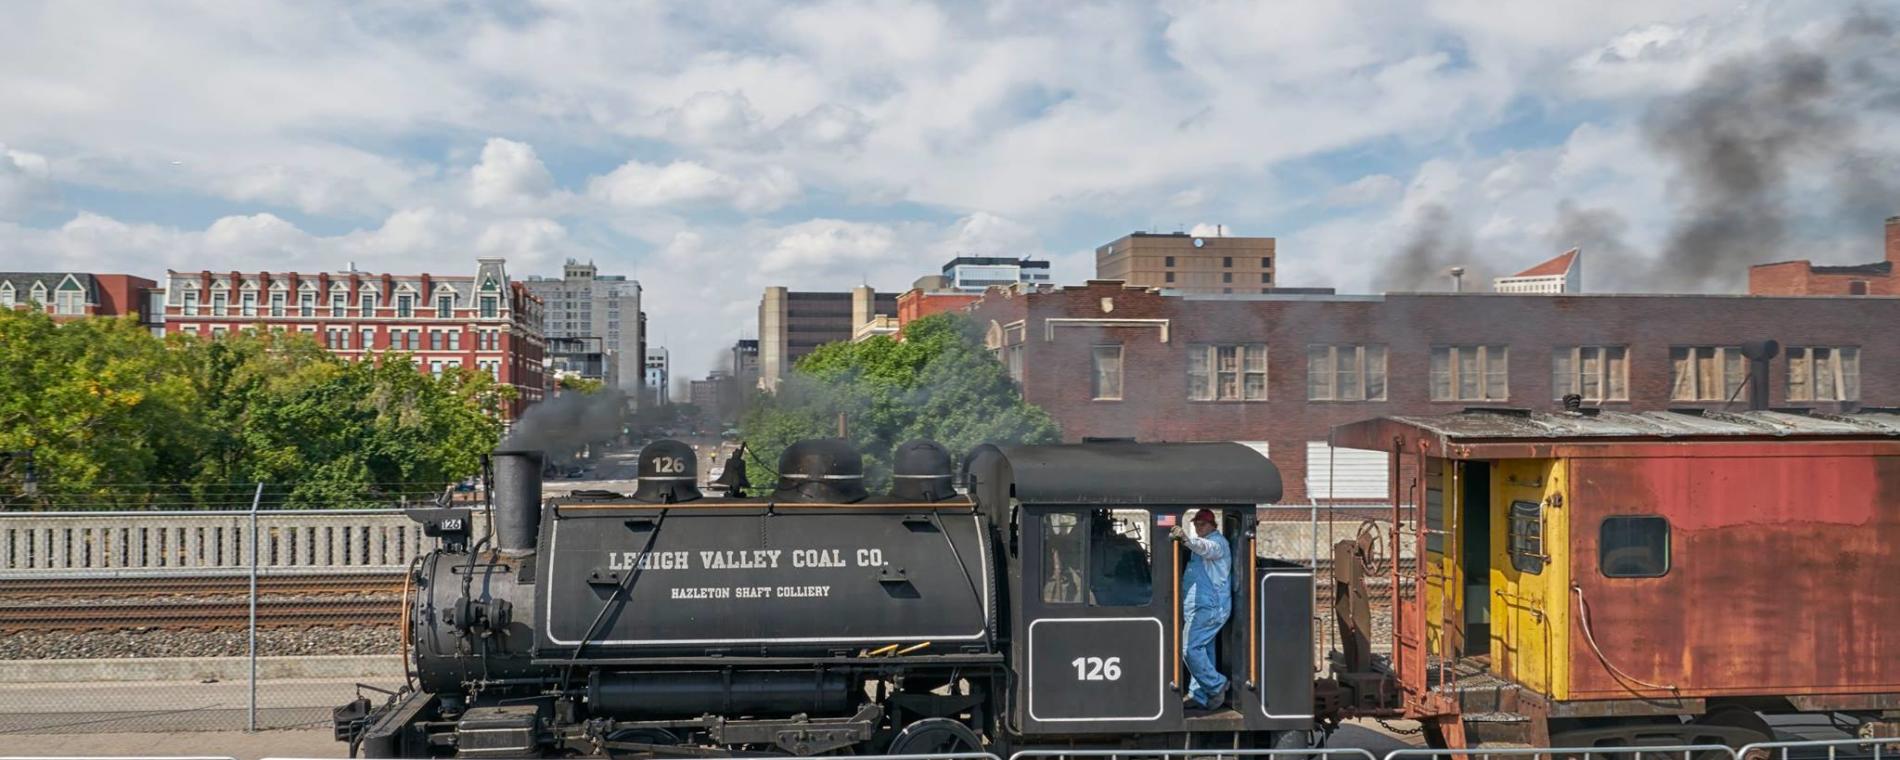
[0, 597, 402, 631]
[0, 572, 405, 599]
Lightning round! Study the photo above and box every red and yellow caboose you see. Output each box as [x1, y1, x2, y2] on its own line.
[1329, 407, 1900, 747]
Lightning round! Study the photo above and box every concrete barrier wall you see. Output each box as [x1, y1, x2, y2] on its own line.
[0, 510, 490, 575]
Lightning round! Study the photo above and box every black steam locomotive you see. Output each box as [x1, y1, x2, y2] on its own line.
[335, 437, 1319, 757]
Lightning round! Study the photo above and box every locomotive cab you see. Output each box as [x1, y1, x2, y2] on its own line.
[966, 440, 1319, 748]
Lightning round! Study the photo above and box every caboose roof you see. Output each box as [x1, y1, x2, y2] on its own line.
[969, 441, 1282, 506]
[1331, 407, 1900, 459]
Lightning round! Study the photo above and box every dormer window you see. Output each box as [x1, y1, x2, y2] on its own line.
[437, 294, 454, 317]
[396, 294, 415, 318]
[360, 291, 377, 315]
[0, 283, 14, 308]
[29, 282, 48, 306]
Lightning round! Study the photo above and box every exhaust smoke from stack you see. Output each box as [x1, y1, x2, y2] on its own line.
[1379, 9, 1900, 293]
[501, 386, 629, 457]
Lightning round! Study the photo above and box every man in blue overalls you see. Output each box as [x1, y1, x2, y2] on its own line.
[1171, 508, 1229, 712]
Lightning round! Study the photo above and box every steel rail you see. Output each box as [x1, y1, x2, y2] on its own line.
[0, 573, 404, 598]
[0, 597, 401, 630]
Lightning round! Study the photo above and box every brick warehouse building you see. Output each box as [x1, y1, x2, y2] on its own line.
[968, 280, 1899, 503]
[1749, 216, 1900, 295]
[160, 258, 548, 417]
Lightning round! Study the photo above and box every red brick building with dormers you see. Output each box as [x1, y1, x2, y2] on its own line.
[1749, 217, 1900, 296]
[968, 280, 1900, 503]
[160, 258, 547, 418]
[2, 272, 160, 327]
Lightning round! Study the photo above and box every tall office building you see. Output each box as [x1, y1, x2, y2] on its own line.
[758, 286, 897, 391]
[1095, 231, 1276, 294]
[940, 256, 1052, 292]
[525, 260, 643, 403]
[644, 347, 670, 406]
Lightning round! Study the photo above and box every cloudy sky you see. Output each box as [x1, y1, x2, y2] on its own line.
[3, 2, 1897, 377]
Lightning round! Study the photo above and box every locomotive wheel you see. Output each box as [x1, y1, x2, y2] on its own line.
[887, 718, 982, 756]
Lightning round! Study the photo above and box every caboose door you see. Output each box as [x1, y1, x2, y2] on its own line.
[1017, 506, 1170, 733]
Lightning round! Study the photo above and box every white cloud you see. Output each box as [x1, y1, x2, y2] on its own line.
[588, 160, 800, 213]
[0, 144, 55, 220]
[1324, 174, 1403, 207]
[469, 138, 556, 210]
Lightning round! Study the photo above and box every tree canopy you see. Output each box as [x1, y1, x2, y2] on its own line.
[0, 308, 512, 509]
[738, 313, 1058, 491]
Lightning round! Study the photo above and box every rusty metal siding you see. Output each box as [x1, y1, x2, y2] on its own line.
[1564, 445, 1900, 699]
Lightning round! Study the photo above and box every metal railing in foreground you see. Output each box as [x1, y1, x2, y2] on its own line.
[268, 754, 1004, 760]
[1387, 745, 1737, 760]
[1739, 738, 1899, 760]
[1011, 747, 1378, 760]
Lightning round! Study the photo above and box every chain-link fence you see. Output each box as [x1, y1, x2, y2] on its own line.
[0, 488, 479, 738]
[1256, 503, 1416, 674]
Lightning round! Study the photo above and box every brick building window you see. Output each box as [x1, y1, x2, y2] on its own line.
[331, 293, 347, 315]
[240, 292, 257, 317]
[1222, 272, 1232, 283]
[396, 294, 415, 318]
[360, 293, 376, 315]
[1188, 344, 1267, 401]
[438, 294, 454, 316]
[1261, 257, 1271, 268]
[212, 293, 228, 316]
[1165, 272, 1175, 283]
[1851, 281, 1869, 295]
[1260, 273, 1271, 283]
[1431, 345, 1509, 402]
[54, 289, 84, 315]
[1092, 345, 1123, 401]
[406, 330, 421, 351]
[361, 328, 375, 349]
[181, 290, 199, 316]
[1307, 344, 1387, 401]
[1788, 346, 1860, 402]
[269, 292, 285, 317]
[1222, 257, 1232, 267]
[299, 293, 315, 317]
[480, 295, 499, 319]
[1164, 256, 1175, 267]
[1552, 346, 1628, 402]
[448, 331, 461, 350]
[430, 331, 444, 351]
[1670, 346, 1745, 401]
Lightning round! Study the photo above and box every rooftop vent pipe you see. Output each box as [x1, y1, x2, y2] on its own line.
[1739, 340, 1780, 412]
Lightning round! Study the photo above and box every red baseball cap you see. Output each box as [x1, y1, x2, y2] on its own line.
[1190, 509, 1218, 525]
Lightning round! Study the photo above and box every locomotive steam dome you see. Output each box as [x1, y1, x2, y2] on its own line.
[632, 439, 702, 503]
[772, 438, 868, 503]
[890, 439, 955, 501]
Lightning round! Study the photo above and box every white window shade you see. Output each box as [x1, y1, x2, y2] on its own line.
[1305, 441, 1389, 500]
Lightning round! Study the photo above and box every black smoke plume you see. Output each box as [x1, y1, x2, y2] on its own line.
[501, 387, 628, 457]
[1376, 204, 1484, 292]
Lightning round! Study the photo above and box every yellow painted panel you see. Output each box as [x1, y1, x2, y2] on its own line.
[1423, 458, 1461, 660]
[1487, 458, 1571, 699]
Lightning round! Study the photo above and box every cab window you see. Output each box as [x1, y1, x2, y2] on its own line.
[1507, 500, 1545, 574]
[1041, 513, 1085, 604]
[1039, 510, 1154, 606]
[1600, 515, 1670, 578]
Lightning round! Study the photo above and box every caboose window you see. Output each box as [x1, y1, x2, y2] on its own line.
[1508, 500, 1544, 574]
[1600, 515, 1670, 578]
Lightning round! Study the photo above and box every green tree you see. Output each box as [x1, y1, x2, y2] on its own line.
[558, 375, 605, 394]
[0, 310, 510, 509]
[739, 313, 1058, 490]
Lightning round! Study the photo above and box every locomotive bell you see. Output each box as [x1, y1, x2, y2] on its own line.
[890, 439, 955, 502]
[632, 439, 702, 503]
[772, 438, 868, 503]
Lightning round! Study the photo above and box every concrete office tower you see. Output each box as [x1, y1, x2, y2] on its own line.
[645, 347, 670, 406]
[1095, 230, 1277, 294]
[525, 259, 643, 404]
[758, 286, 897, 391]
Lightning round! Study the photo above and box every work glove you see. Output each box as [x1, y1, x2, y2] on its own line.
[1169, 525, 1188, 542]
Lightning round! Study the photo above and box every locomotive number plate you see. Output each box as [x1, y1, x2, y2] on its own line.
[1026, 617, 1163, 722]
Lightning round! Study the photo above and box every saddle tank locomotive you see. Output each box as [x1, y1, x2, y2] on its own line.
[335, 437, 1318, 757]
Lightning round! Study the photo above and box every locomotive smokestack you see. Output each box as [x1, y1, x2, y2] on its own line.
[1740, 339, 1780, 412]
[491, 449, 545, 555]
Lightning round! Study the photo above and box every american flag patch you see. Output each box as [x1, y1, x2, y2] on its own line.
[1156, 514, 1177, 527]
